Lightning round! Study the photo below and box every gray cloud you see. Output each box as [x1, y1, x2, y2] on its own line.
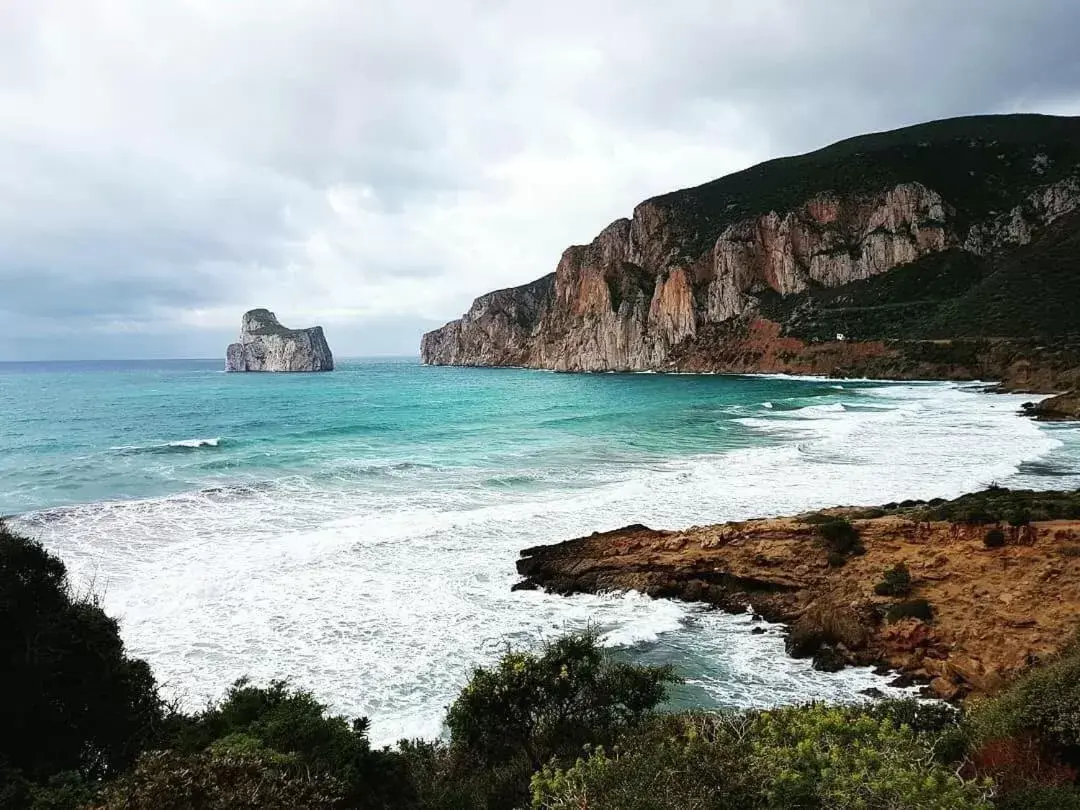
[0, 0, 1078, 359]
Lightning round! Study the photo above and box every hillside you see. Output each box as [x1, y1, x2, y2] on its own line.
[421, 114, 1080, 390]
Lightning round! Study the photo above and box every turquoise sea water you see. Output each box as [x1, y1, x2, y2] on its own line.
[3, 358, 1079, 742]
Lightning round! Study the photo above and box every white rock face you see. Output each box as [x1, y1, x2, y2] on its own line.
[225, 309, 334, 372]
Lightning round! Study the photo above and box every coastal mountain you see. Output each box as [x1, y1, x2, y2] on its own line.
[225, 309, 334, 372]
[421, 114, 1080, 390]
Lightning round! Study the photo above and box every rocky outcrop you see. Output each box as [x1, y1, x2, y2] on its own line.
[421, 115, 1080, 378]
[225, 309, 333, 373]
[1022, 391, 1080, 421]
[515, 510, 1080, 699]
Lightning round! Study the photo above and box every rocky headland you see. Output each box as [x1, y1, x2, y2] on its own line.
[515, 489, 1080, 701]
[225, 309, 334, 373]
[422, 114, 1080, 394]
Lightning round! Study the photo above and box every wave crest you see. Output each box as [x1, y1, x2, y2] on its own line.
[111, 438, 225, 455]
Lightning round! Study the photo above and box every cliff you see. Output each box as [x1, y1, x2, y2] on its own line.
[514, 489, 1080, 700]
[422, 114, 1080, 389]
[225, 309, 334, 373]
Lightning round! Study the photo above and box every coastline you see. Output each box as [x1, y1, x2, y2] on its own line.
[514, 493, 1080, 701]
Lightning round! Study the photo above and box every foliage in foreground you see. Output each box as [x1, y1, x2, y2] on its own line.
[532, 705, 992, 810]
[0, 523, 164, 810]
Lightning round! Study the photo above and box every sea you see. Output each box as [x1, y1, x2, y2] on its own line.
[3, 357, 1080, 744]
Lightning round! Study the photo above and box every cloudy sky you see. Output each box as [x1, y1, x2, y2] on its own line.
[1, 1, 1078, 360]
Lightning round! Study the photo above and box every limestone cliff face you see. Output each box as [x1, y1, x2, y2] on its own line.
[225, 309, 334, 372]
[423, 178, 1079, 372]
[419, 275, 554, 366]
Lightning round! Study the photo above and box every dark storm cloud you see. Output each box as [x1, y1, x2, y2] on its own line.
[0, 0, 1077, 359]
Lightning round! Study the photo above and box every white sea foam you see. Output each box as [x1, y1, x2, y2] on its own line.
[110, 437, 224, 454]
[16, 383, 1062, 744]
[169, 437, 222, 448]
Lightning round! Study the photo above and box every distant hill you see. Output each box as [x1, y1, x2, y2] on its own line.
[422, 114, 1080, 391]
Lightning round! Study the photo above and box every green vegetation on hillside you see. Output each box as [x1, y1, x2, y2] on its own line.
[756, 209, 1080, 344]
[6, 518, 1080, 808]
[650, 114, 1080, 259]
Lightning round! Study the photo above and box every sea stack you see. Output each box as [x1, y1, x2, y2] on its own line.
[225, 309, 334, 372]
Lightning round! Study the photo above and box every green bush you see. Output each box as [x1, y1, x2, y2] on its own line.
[817, 518, 863, 555]
[446, 631, 677, 806]
[89, 751, 344, 810]
[985, 528, 1007, 548]
[446, 632, 676, 768]
[531, 706, 991, 809]
[0, 523, 164, 799]
[864, 698, 960, 734]
[886, 598, 934, 623]
[1006, 508, 1032, 527]
[826, 551, 848, 568]
[164, 679, 410, 809]
[967, 644, 1080, 763]
[994, 785, 1080, 810]
[919, 487, 1080, 524]
[530, 714, 755, 810]
[874, 562, 913, 597]
[800, 511, 842, 525]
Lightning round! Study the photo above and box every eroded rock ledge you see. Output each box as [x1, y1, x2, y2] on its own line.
[1022, 391, 1080, 421]
[515, 510, 1080, 700]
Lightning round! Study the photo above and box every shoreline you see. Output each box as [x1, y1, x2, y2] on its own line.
[514, 491, 1080, 701]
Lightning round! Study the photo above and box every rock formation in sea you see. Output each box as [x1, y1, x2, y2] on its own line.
[421, 114, 1080, 391]
[225, 309, 334, 372]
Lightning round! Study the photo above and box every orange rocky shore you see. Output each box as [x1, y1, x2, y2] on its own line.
[515, 512, 1080, 700]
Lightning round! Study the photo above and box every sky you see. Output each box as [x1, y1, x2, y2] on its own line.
[1, 1, 1079, 360]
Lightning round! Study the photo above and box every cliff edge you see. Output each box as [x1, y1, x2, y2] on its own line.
[422, 114, 1080, 391]
[225, 309, 334, 373]
[515, 488, 1080, 700]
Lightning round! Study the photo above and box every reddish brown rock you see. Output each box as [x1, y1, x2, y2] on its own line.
[515, 513, 1080, 699]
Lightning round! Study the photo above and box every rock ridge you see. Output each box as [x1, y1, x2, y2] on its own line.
[421, 114, 1080, 386]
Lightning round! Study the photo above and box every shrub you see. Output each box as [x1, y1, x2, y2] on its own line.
[850, 507, 886, 520]
[531, 706, 992, 810]
[965, 735, 1076, 794]
[966, 643, 1080, 765]
[800, 511, 840, 525]
[164, 679, 409, 809]
[961, 506, 997, 525]
[994, 785, 1080, 810]
[886, 599, 934, 623]
[89, 751, 344, 810]
[0, 523, 164, 793]
[874, 562, 913, 597]
[446, 631, 676, 805]
[530, 713, 756, 810]
[817, 518, 863, 555]
[1006, 508, 1032, 527]
[984, 527, 1007, 548]
[865, 698, 961, 736]
[826, 551, 848, 568]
